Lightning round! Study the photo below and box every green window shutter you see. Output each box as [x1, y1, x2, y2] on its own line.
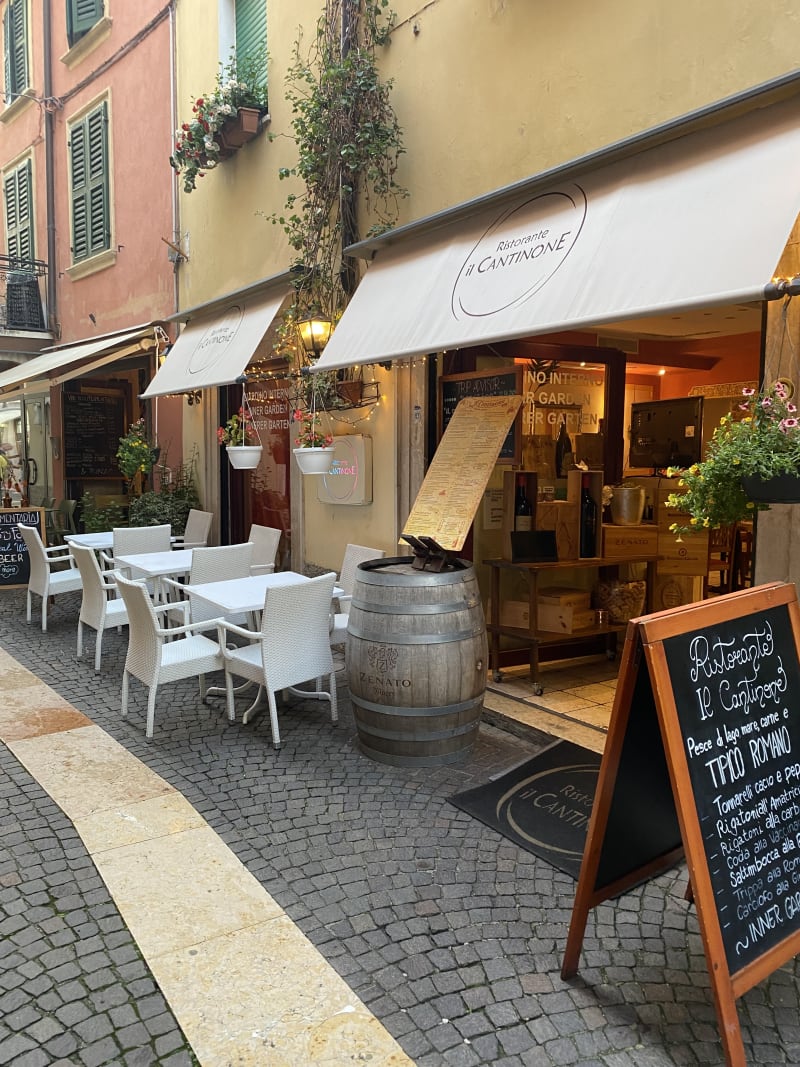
[235, 0, 266, 67]
[70, 102, 109, 262]
[4, 160, 34, 262]
[4, 0, 29, 100]
[67, 0, 104, 47]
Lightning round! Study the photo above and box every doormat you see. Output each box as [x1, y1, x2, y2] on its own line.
[450, 740, 601, 879]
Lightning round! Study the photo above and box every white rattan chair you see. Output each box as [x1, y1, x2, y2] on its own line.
[216, 571, 338, 747]
[162, 542, 254, 628]
[115, 572, 225, 741]
[102, 524, 172, 579]
[17, 523, 82, 632]
[173, 509, 213, 550]
[247, 523, 281, 575]
[71, 543, 129, 671]
[329, 543, 385, 646]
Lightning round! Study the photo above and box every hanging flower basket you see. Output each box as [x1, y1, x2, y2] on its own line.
[226, 445, 263, 470]
[741, 473, 800, 504]
[293, 446, 334, 475]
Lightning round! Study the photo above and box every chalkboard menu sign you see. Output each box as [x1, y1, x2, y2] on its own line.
[663, 603, 800, 974]
[0, 508, 44, 589]
[63, 388, 127, 479]
[563, 583, 800, 1067]
[440, 367, 522, 464]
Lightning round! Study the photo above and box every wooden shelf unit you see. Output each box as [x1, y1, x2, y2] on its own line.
[483, 553, 661, 683]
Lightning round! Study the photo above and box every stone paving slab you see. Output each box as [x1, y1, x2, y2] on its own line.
[1, 588, 800, 1065]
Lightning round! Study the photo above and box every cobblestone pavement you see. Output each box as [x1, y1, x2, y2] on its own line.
[1, 588, 800, 1066]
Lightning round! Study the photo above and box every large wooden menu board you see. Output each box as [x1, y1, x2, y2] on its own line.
[63, 382, 128, 479]
[562, 582, 800, 1067]
[403, 395, 522, 552]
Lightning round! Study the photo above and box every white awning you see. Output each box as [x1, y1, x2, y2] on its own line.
[141, 286, 289, 398]
[313, 93, 800, 372]
[0, 325, 160, 395]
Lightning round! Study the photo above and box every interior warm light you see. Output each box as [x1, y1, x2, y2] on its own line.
[297, 318, 333, 358]
[658, 368, 666, 376]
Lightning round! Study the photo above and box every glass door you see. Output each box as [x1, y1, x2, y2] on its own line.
[22, 394, 52, 506]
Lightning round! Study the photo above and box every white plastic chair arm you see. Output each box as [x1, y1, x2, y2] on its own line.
[99, 551, 115, 570]
[153, 600, 188, 621]
[174, 540, 205, 549]
[153, 618, 221, 640]
[250, 563, 276, 575]
[44, 543, 72, 557]
[160, 576, 188, 598]
[216, 619, 261, 644]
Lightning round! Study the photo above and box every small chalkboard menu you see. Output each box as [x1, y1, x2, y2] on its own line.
[440, 367, 522, 464]
[0, 508, 44, 589]
[63, 385, 127, 479]
[562, 582, 800, 1067]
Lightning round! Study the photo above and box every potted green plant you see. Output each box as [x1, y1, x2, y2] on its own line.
[116, 418, 157, 496]
[292, 407, 334, 475]
[218, 407, 262, 469]
[170, 53, 268, 193]
[666, 381, 800, 534]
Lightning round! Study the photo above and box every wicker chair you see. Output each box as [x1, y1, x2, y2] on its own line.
[329, 543, 385, 647]
[115, 572, 225, 741]
[17, 523, 82, 632]
[247, 523, 280, 575]
[71, 543, 128, 671]
[162, 542, 254, 628]
[102, 524, 172, 579]
[216, 571, 338, 747]
[173, 509, 213, 550]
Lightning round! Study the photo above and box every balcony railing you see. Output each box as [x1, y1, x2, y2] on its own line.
[0, 255, 48, 332]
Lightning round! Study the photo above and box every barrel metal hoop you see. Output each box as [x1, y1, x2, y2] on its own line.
[355, 560, 472, 588]
[357, 742, 475, 767]
[350, 596, 478, 615]
[351, 694, 484, 718]
[356, 719, 480, 742]
[347, 624, 485, 644]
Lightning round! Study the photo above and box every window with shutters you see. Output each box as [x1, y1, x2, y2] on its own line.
[3, 159, 34, 264]
[235, 0, 267, 70]
[68, 101, 110, 264]
[67, 0, 104, 48]
[3, 0, 30, 107]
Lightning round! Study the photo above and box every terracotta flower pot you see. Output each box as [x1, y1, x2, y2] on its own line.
[216, 107, 262, 152]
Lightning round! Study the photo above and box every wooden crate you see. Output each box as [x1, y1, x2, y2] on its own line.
[537, 585, 591, 608]
[651, 573, 703, 612]
[537, 604, 596, 633]
[657, 529, 709, 575]
[602, 523, 659, 558]
[536, 501, 579, 560]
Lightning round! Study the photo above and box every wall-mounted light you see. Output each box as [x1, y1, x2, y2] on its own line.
[297, 317, 333, 358]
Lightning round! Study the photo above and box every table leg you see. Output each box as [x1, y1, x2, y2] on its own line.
[490, 565, 502, 682]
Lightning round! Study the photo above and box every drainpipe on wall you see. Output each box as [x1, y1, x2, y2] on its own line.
[43, 0, 57, 335]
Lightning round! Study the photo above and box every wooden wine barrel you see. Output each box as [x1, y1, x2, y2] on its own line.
[346, 558, 488, 767]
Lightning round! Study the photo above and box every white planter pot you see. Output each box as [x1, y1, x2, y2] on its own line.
[226, 445, 263, 470]
[293, 447, 334, 475]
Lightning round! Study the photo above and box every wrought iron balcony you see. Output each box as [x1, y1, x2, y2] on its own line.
[0, 255, 48, 332]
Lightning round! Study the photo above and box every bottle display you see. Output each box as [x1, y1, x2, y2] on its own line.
[514, 475, 533, 532]
[555, 416, 572, 478]
[579, 474, 598, 557]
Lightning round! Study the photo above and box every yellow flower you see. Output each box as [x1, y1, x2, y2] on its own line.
[746, 501, 754, 510]
[689, 517, 698, 526]
[703, 518, 710, 527]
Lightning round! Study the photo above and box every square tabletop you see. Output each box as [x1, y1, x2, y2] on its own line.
[185, 572, 343, 616]
[115, 549, 194, 579]
[65, 531, 114, 551]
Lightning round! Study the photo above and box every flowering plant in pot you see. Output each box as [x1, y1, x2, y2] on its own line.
[218, 407, 262, 470]
[666, 381, 800, 534]
[170, 53, 267, 193]
[292, 407, 334, 474]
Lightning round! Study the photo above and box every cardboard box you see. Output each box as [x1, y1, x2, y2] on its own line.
[537, 585, 591, 608]
[537, 604, 596, 633]
[602, 523, 659, 558]
[657, 529, 709, 575]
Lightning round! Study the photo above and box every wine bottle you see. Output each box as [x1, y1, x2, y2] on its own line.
[579, 474, 598, 558]
[514, 476, 533, 532]
[555, 416, 572, 477]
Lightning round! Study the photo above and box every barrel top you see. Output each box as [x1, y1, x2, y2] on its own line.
[355, 557, 476, 586]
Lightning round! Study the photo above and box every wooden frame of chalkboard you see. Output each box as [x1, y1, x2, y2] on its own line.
[439, 366, 522, 465]
[0, 508, 45, 590]
[562, 581, 800, 1067]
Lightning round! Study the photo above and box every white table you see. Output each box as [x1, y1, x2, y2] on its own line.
[184, 571, 327, 616]
[115, 549, 195, 601]
[65, 531, 114, 551]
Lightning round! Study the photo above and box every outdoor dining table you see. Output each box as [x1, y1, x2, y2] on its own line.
[65, 531, 179, 553]
[184, 571, 344, 616]
[114, 548, 195, 602]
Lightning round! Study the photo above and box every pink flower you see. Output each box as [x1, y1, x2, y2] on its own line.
[742, 387, 756, 397]
[780, 418, 799, 431]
